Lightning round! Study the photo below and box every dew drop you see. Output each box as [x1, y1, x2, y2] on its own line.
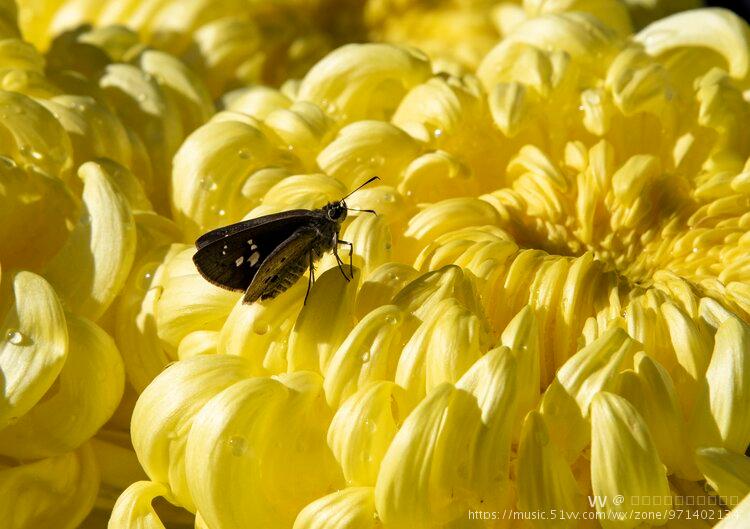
[383, 193, 396, 203]
[137, 262, 160, 291]
[199, 177, 218, 192]
[386, 272, 399, 281]
[6, 329, 25, 345]
[361, 350, 370, 363]
[238, 148, 252, 160]
[385, 314, 399, 325]
[228, 435, 248, 456]
[253, 320, 269, 335]
[369, 154, 385, 167]
[432, 128, 443, 139]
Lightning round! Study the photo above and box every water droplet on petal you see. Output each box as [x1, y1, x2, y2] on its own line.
[253, 320, 269, 335]
[199, 177, 218, 192]
[361, 350, 370, 363]
[228, 435, 247, 456]
[238, 148, 252, 160]
[385, 314, 399, 325]
[6, 329, 25, 345]
[137, 262, 160, 291]
[432, 128, 443, 139]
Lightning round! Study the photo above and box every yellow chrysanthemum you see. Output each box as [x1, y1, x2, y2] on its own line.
[2, 0, 750, 528]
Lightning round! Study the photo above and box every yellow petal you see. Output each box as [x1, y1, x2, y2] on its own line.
[501, 305, 541, 438]
[328, 381, 408, 486]
[0, 159, 77, 271]
[635, 8, 750, 80]
[324, 305, 413, 407]
[98, 62, 183, 211]
[155, 245, 239, 354]
[660, 300, 712, 415]
[45, 160, 137, 320]
[0, 89, 73, 180]
[218, 280, 305, 375]
[695, 447, 750, 503]
[107, 481, 169, 529]
[177, 330, 218, 359]
[455, 346, 518, 505]
[0, 443, 99, 529]
[691, 315, 750, 453]
[132, 49, 214, 134]
[294, 487, 381, 529]
[185, 372, 343, 529]
[355, 263, 420, 319]
[613, 353, 697, 479]
[0, 313, 123, 458]
[297, 43, 431, 123]
[590, 392, 671, 528]
[317, 121, 421, 188]
[540, 327, 635, 460]
[399, 150, 480, 202]
[38, 95, 135, 179]
[288, 266, 359, 373]
[715, 492, 750, 528]
[516, 411, 581, 529]
[131, 355, 254, 510]
[396, 297, 490, 404]
[171, 118, 300, 238]
[401, 198, 501, 263]
[0, 270, 67, 429]
[90, 432, 148, 510]
[392, 265, 483, 321]
[114, 217, 181, 392]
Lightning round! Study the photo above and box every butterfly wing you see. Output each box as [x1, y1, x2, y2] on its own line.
[192, 212, 314, 292]
[195, 210, 311, 249]
[243, 226, 319, 303]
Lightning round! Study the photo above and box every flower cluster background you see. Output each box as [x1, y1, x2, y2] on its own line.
[3, 0, 750, 528]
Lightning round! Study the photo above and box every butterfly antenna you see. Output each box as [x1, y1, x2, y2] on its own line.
[347, 208, 378, 216]
[341, 176, 380, 201]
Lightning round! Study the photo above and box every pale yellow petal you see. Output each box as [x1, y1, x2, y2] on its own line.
[691, 315, 750, 453]
[131, 355, 254, 510]
[635, 8, 750, 80]
[540, 327, 635, 460]
[107, 481, 168, 529]
[288, 266, 359, 373]
[294, 487, 381, 529]
[0, 313, 123, 458]
[590, 392, 671, 529]
[324, 305, 413, 408]
[695, 447, 750, 503]
[0, 443, 99, 529]
[516, 411, 581, 529]
[0, 270, 67, 429]
[185, 372, 343, 529]
[45, 160, 137, 320]
[297, 43, 432, 122]
[328, 381, 408, 486]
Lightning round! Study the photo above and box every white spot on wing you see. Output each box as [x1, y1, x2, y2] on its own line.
[249, 252, 260, 266]
[247, 239, 254, 246]
[235, 256, 244, 267]
[251, 244, 258, 250]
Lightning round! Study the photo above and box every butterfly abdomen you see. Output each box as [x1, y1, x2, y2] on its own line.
[257, 253, 309, 300]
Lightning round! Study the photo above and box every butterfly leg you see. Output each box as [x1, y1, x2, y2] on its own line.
[337, 239, 354, 278]
[332, 233, 351, 281]
[305, 251, 315, 304]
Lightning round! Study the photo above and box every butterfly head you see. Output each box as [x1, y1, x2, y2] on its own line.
[324, 200, 348, 224]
